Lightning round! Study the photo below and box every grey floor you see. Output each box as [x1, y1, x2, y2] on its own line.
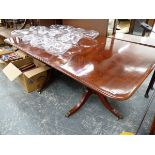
[0, 67, 155, 135]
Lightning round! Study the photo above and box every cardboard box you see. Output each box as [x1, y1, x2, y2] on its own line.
[0, 36, 5, 45]
[0, 46, 14, 56]
[15, 50, 28, 59]
[0, 48, 28, 68]
[0, 46, 15, 67]
[3, 57, 50, 93]
[0, 46, 26, 57]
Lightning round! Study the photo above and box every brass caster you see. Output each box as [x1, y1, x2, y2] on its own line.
[117, 115, 123, 120]
[65, 112, 70, 118]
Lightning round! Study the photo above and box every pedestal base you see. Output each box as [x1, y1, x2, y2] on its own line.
[66, 88, 123, 119]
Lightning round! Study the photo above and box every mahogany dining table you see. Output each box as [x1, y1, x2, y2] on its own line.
[5, 35, 155, 119]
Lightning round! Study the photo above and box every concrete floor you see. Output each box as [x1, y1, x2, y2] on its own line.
[0, 68, 155, 135]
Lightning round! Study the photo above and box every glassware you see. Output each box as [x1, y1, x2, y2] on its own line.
[11, 25, 99, 56]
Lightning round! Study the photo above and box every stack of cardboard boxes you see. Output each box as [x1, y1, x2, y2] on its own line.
[0, 36, 51, 93]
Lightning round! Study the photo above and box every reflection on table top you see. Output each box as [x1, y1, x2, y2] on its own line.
[5, 36, 155, 100]
[108, 33, 155, 48]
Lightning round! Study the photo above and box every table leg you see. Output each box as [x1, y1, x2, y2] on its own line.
[145, 70, 155, 98]
[97, 93, 123, 119]
[65, 89, 93, 117]
[66, 88, 123, 119]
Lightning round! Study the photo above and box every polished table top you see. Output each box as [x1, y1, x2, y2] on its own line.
[5, 36, 155, 100]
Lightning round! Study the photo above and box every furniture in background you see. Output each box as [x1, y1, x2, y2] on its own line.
[112, 19, 155, 36]
[63, 19, 109, 37]
[36, 19, 62, 27]
[129, 19, 155, 36]
[1, 19, 35, 29]
[145, 70, 155, 98]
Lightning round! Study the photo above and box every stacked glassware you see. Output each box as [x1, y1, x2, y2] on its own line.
[11, 25, 99, 56]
